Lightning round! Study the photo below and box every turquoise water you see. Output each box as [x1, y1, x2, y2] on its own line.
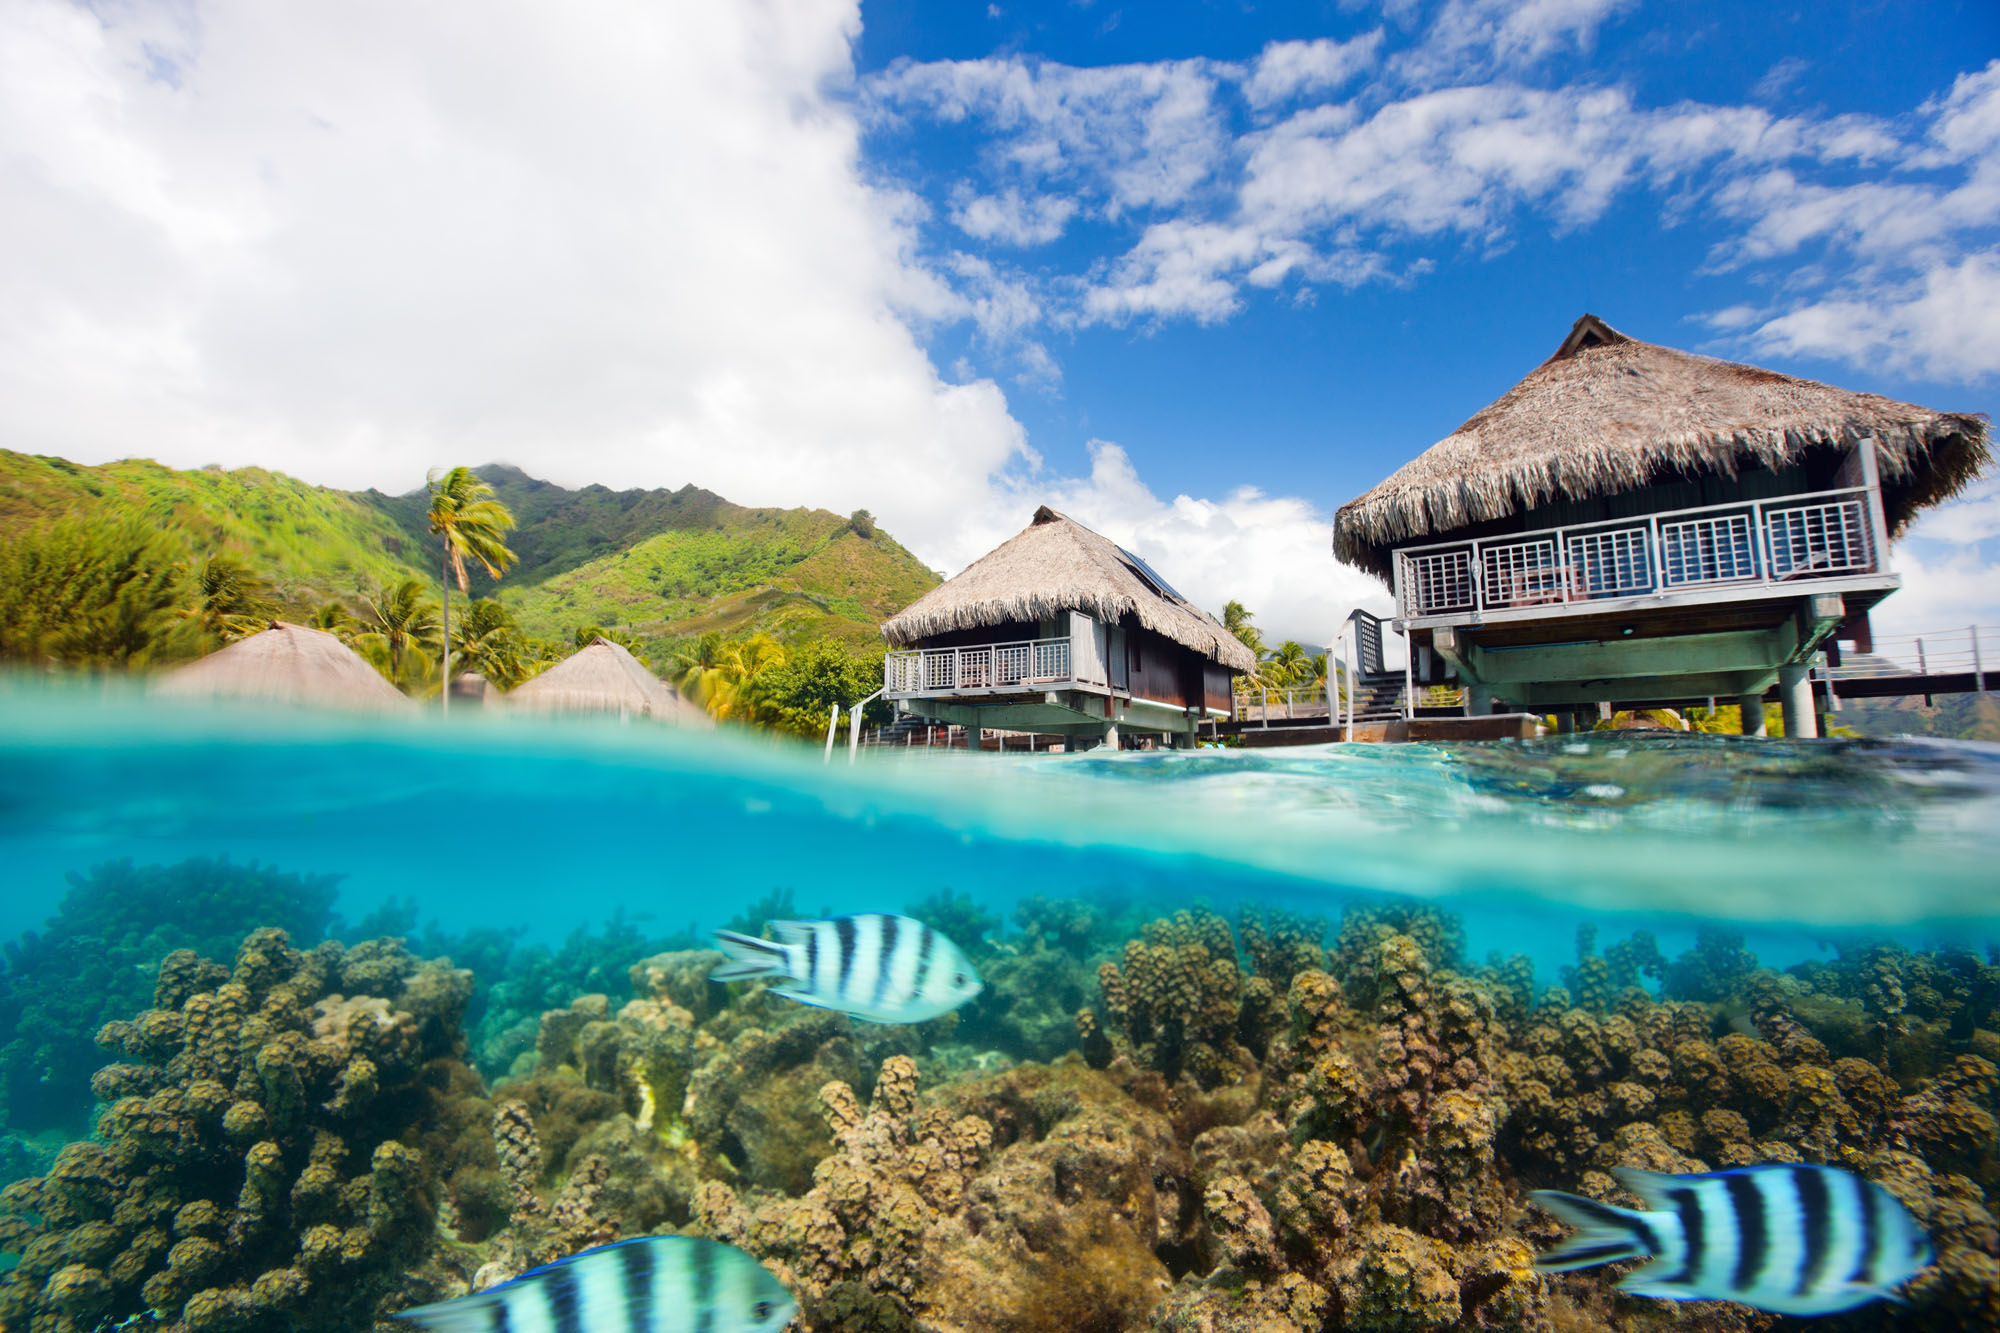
[5, 680, 2000, 1328]
[4, 682, 1995, 957]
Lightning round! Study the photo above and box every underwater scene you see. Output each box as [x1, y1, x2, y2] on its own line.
[3, 685, 2000, 1333]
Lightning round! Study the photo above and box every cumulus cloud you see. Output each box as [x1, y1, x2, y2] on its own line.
[1007, 441, 1390, 645]
[1244, 32, 1382, 109]
[1747, 253, 2000, 385]
[949, 187, 1078, 244]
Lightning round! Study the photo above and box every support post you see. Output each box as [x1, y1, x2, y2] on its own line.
[1737, 693, 1768, 737]
[823, 702, 840, 763]
[1778, 664, 1817, 739]
[1555, 711, 1575, 735]
[1973, 625, 1986, 694]
[968, 726, 983, 754]
[1465, 684, 1493, 717]
[1102, 721, 1120, 750]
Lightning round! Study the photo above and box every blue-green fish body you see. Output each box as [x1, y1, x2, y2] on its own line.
[393, 1236, 795, 1333]
[1533, 1164, 1933, 1316]
[711, 913, 981, 1024]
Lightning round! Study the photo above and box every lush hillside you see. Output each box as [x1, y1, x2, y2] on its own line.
[1834, 692, 2000, 742]
[0, 451, 414, 612]
[1, 451, 938, 654]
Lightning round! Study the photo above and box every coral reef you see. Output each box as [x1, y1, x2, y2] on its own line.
[0, 928, 482, 1333]
[0, 859, 339, 1134]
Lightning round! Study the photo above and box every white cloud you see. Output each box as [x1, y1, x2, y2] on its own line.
[0, 0, 1365, 647]
[867, 54, 1232, 216]
[1010, 441, 1390, 645]
[1392, 0, 1633, 87]
[1746, 252, 2000, 384]
[1244, 32, 1382, 109]
[0, 0, 1044, 564]
[949, 186, 1077, 245]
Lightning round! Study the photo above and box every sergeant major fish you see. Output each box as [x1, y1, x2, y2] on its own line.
[1532, 1164, 1933, 1316]
[392, 1235, 796, 1333]
[711, 913, 982, 1024]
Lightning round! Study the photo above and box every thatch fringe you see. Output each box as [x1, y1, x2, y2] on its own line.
[505, 637, 712, 727]
[1333, 315, 1992, 581]
[883, 507, 1258, 673]
[154, 621, 412, 712]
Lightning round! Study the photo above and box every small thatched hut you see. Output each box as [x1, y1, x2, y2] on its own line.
[153, 622, 412, 713]
[1332, 314, 1991, 737]
[881, 507, 1254, 750]
[504, 637, 712, 727]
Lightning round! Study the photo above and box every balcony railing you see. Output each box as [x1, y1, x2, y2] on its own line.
[884, 636, 1073, 696]
[1394, 486, 1880, 620]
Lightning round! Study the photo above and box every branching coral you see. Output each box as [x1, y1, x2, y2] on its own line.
[0, 928, 483, 1333]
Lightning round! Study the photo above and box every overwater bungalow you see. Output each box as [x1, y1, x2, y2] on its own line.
[1333, 315, 1991, 736]
[504, 636, 712, 726]
[881, 506, 1257, 750]
[153, 621, 412, 713]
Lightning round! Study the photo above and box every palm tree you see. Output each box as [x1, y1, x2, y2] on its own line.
[1222, 600, 1267, 658]
[1267, 640, 1311, 686]
[306, 601, 358, 634]
[708, 633, 787, 722]
[669, 630, 728, 708]
[451, 598, 530, 689]
[178, 552, 276, 643]
[427, 467, 517, 715]
[359, 578, 441, 685]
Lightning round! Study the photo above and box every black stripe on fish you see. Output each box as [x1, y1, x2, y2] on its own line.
[490, 1297, 512, 1333]
[1852, 1177, 1883, 1286]
[1794, 1166, 1834, 1297]
[544, 1257, 584, 1333]
[1725, 1172, 1767, 1292]
[691, 1237, 716, 1333]
[915, 923, 937, 999]
[873, 915, 901, 1007]
[835, 917, 858, 1003]
[1668, 1187, 1705, 1285]
[805, 928, 820, 992]
[621, 1236, 655, 1332]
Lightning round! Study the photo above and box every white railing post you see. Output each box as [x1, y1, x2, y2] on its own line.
[1973, 626, 1985, 693]
[1260, 687, 1270, 729]
[849, 688, 884, 763]
[1403, 633, 1414, 721]
[823, 702, 840, 763]
[1918, 637, 1928, 675]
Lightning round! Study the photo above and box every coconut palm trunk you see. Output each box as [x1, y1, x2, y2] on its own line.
[427, 467, 517, 716]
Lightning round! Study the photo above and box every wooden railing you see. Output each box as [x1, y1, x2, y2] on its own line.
[1393, 486, 1880, 620]
[883, 637, 1073, 696]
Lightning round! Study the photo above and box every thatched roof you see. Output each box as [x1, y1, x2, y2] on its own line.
[881, 507, 1258, 673]
[1334, 314, 1992, 580]
[154, 622, 412, 712]
[505, 638, 713, 726]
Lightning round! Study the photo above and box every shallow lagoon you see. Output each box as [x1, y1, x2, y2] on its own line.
[3, 682, 1998, 1331]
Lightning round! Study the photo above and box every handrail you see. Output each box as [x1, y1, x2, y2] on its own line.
[1394, 483, 1880, 620]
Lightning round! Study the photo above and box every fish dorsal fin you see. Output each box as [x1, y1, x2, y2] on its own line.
[1610, 1167, 1688, 1210]
[769, 919, 817, 947]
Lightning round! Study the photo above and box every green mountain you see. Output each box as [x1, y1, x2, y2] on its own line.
[1, 451, 939, 654]
[1834, 691, 2000, 742]
[0, 451, 415, 608]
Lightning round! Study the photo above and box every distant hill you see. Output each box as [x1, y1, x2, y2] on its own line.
[1834, 691, 2000, 743]
[1, 451, 939, 654]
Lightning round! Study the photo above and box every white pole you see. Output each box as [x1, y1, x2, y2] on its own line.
[823, 702, 840, 763]
[1973, 625, 1986, 694]
[848, 688, 884, 764]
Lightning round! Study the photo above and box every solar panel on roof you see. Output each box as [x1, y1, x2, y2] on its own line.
[1116, 545, 1185, 602]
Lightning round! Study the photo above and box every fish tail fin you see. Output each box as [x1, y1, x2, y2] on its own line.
[710, 929, 792, 982]
[1529, 1190, 1656, 1273]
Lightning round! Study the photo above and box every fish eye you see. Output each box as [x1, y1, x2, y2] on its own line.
[752, 1300, 773, 1319]
[953, 972, 970, 987]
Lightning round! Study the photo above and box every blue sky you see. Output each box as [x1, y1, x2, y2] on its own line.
[1, 0, 1995, 642]
[854, 1, 1998, 501]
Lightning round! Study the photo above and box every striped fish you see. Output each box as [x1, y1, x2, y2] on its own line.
[1532, 1164, 1934, 1316]
[392, 1237, 794, 1333]
[711, 914, 982, 1024]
